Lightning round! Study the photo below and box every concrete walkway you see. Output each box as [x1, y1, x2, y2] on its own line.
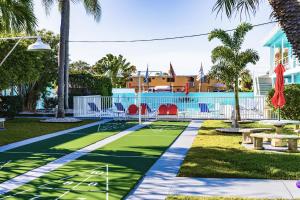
[126, 120, 202, 200]
[0, 121, 152, 195]
[0, 119, 112, 152]
[126, 120, 300, 200]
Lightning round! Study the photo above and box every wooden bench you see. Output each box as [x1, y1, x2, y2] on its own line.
[0, 118, 5, 129]
[250, 133, 300, 152]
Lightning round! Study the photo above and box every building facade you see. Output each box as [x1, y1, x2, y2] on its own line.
[126, 74, 226, 93]
[264, 26, 300, 85]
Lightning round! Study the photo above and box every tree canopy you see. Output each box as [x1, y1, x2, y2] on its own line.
[93, 54, 136, 88]
[0, 30, 59, 111]
[208, 22, 259, 123]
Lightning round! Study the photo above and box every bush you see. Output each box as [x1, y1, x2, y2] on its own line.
[0, 96, 23, 119]
[68, 72, 113, 108]
[267, 84, 300, 120]
[43, 97, 58, 110]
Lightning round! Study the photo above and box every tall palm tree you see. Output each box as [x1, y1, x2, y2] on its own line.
[208, 23, 259, 127]
[0, 0, 36, 33]
[93, 54, 137, 88]
[213, 0, 300, 59]
[41, 0, 101, 117]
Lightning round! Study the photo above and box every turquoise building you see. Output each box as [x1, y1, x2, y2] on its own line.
[264, 26, 300, 85]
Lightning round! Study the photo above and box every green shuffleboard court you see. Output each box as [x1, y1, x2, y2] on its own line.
[0, 121, 188, 200]
[0, 121, 137, 183]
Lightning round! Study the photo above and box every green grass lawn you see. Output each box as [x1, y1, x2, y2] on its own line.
[0, 121, 188, 200]
[0, 118, 96, 146]
[178, 120, 300, 179]
[167, 196, 285, 200]
[0, 121, 136, 183]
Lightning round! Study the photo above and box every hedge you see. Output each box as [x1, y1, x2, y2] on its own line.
[267, 84, 300, 120]
[0, 96, 23, 119]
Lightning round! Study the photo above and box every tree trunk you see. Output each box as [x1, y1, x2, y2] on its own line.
[234, 79, 241, 123]
[64, 0, 70, 110]
[269, 0, 300, 59]
[57, 0, 67, 118]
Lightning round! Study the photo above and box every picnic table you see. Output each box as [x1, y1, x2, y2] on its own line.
[0, 118, 5, 129]
[259, 120, 300, 147]
[250, 133, 300, 152]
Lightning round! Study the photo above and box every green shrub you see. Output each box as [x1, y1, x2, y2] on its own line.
[0, 96, 23, 119]
[267, 84, 300, 120]
[43, 97, 58, 110]
[68, 72, 112, 108]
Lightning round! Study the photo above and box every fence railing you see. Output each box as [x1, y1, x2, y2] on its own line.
[73, 95, 278, 120]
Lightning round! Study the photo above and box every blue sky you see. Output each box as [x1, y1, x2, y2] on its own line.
[34, 0, 274, 76]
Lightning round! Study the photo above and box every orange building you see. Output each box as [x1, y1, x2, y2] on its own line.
[126, 74, 226, 93]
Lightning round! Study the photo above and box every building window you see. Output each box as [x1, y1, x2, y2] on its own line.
[167, 78, 174, 82]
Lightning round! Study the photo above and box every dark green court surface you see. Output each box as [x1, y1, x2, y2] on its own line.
[0, 121, 136, 183]
[0, 121, 188, 200]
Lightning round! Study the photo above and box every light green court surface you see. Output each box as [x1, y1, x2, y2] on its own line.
[0, 121, 136, 183]
[0, 121, 188, 200]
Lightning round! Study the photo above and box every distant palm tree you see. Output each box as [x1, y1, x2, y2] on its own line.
[41, 0, 101, 117]
[0, 0, 36, 33]
[93, 54, 137, 88]
[208, 23, 259, 126]
[213, 0, 300, 59]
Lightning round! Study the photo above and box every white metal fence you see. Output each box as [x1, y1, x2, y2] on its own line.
[73, 95, 278, 120]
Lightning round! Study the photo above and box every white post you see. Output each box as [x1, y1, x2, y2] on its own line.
[138, 71, 142, 125]
[106, 165, 109, 200]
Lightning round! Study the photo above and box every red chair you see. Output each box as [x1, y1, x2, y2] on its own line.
[168, 104, 178, 115]
[141, 104, 147, 115]
[158, 104, 168, 115]
[128, 104, 138, 115]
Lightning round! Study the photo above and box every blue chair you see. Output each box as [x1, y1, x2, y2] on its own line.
[114, 102, 126, 112]
[88, 102, 100, 112]
[199, 103, 210, 112]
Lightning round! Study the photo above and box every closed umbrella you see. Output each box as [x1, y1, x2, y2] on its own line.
[185, 82, 189, 95]
[271, 63, 286, 120]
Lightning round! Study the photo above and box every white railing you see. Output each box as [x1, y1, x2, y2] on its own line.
[73, 95, 278, 120]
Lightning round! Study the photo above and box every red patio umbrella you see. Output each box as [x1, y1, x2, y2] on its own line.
[271, 63, 286, 120]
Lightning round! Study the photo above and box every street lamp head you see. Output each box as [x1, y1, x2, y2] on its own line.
[27, 36, 51, 51]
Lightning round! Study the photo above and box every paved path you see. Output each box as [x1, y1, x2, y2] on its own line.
[126, 120, 202, 200]
[126, 120, 300, 200]
[0, 121, 152, 195]
[0, 119, 112, 152]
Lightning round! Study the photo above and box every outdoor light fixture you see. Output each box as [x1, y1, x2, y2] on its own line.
[0, 36, 51, 66]
[27, 36, 51, 51]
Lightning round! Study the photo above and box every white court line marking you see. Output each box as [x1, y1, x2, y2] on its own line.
[0, 161, 11, 170]
[0, 119, 112, 153]
[54, 168, 102, 200]
[5, 151, 157, 159]
[0, 122, 152, 195]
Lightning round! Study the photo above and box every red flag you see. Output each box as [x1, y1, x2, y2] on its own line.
[169, 63, 176, 80]
[185, 82, 189, 95]
[271, 63, 286, 109]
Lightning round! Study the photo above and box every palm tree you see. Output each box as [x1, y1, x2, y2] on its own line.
[0, 0, 36, 33]
[213, 0, 300, 59]
[41, 0, 101, 117]
[93, 54, 137, 88]
[208, 23, 259, 127]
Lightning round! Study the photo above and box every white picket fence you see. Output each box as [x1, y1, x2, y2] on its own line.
[73, 95, 278, 120]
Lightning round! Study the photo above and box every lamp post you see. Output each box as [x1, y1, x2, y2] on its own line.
[0, 36, 51, 67]
[137, 70, 162, 124]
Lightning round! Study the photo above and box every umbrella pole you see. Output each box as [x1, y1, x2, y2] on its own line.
[278, 108, 281, 121]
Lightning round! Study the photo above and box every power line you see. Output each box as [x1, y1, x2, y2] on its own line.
[68, 21, 277, 43]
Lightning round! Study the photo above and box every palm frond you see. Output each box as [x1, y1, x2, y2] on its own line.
[211, 46, 235, 63]
[0, 0, 37, 33]
[213, 0, 260, 19]
[208, 29, 233, 48]
[232, 22, 253, 51]
[83, 0, 101, 22]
